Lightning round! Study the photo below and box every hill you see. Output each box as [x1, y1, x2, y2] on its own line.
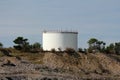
[0, 49, 120, 80]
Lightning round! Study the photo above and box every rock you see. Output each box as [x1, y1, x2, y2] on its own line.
[95, 69, 102, 74]
[5, 76, 26, 80]
[1, 60, 16, 67]
[0, 49, 11, 57]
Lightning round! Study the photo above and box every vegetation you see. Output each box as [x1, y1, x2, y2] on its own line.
[30, 42, 42, 53]
[1, 37, 120, 79]
[13, 37, 42, 52]
[106, 42, 120, 55]
[0, 36, 120, 55]
[0, 42, 3, 48]
[51, 48, 56, 53]
[87, 38, 106, 53]
[13, 37, 30, 52]
[78, 48, 87, 53]
[64, 48, 76, 54]
[87, 38, 120, 55]
[31, 42, 41, 50]
[58, 48, 62, 52]
[114, 42, 120, 55]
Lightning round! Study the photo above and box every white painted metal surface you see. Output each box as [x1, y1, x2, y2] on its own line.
[43, 31, 78, 51]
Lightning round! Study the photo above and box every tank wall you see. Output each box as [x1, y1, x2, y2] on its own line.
[43, 32, 78, 51]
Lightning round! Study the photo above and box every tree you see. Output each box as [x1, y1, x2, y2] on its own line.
[106, 42, 120, 55]
[31, 42, 41, 50]
[96, 41, 106, 52]
[88, 38, 98, 53]
[101, 42, 106, 52]
[114, 42, 120, 54]
[78, 48, 85, 53]
[87, 38, 106, 53]
[88, 38, 98, 47]
[106, 43, 115, 54]
[13, 37, 30, 52]
[0, 42, 3, 48]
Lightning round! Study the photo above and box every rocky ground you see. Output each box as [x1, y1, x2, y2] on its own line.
[0, 50, 120, 80]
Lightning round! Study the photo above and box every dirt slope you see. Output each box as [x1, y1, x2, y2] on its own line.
[0, 51, 120, 79]
[43, 52, 120, 76]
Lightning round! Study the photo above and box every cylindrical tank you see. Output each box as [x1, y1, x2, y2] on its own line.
[43, 31, 78, 51]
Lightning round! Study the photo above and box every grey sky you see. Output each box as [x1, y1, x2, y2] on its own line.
[0, 0, 120, 48]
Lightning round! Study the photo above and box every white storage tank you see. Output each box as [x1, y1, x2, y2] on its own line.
[43, 31, 78, 51]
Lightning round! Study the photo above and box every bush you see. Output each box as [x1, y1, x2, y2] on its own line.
[0, 48, 12, 56]
[87, 48, 93, 53]
[51, 48, 56, 53]
[78, 48, 84, 53]
[64, 48, 76, 54]
[13, 37, 30, 52]
[58, 48, 62, 52]
[0, 42, 3, 48]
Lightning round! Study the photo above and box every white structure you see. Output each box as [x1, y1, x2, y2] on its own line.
[43, 31, 78, 51]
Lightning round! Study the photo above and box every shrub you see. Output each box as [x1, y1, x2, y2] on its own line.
[58, 48, 62, 52]
[51, 48, 56, 53]
[0, 42, 3, 48]
[78, 48, 84, 53]
[64, 48, 76, 54]
[87, 38, 106, 53]
[13, 37, 30, 52]
[0, 48, 12, 56]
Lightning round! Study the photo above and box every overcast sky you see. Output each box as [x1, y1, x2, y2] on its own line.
[0, 0, 120, 48]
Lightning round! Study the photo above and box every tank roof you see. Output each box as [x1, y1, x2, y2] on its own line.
[43, 30, 78, 34]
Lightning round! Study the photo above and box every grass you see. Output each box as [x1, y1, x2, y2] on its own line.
[0, 48, 45, 65]
[12, 52, 45, 64]
[0, 51, 5, 57]
[107, 54, 120, 62]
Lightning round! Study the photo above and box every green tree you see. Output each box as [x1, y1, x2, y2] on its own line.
[31, 42, 41, 50]
[101, 42, 106, 52]
[13, 37, 30, 52]
[88, 38, 98, 53]
[0, 42, 3, 48]
[114, 42, 120, 54]
[88, 38, 106, 53]
[88, 38, 98, 47]
[106, 42, 120, 54]
[106, 43, 115, 54]
[96, 41, 106, 52]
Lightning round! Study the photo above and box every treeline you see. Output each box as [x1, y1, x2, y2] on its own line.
[0, 37, 120, 55]
[0, 37, 42, 53]
[13, 37, 42, 52]
[79, 38, 120, 55]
